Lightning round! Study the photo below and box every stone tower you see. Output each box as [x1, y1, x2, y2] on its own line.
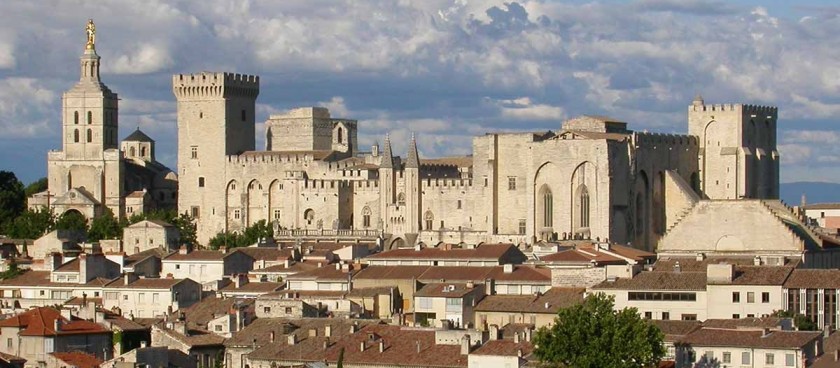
[688, 95, 779, 200]
[173, 72, 259, 240]
[46, 19, 123, 218]
[404, 135, 421, 235]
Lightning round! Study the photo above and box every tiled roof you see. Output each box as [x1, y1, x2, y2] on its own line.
[540, 249, 626, 264]
[803, 203, 840, 210]
[653, 257, 800, 272]
[65, 297, 103, 306]
[54, 258, 81, 272]
[0, 307, 107, 336]
[591, 271, 707, 291]
[420, 156, 474, 168]
[154, 325, 225, 347]
[474, 288, 584, 314]
[0, 270, 112, 288]
[353, 265, 430, 280]
[352, 265, 550, 284]
[347, 287, 395, 298]
[248, 324, 468, 367]
[104, 277, 185, 289]
[470, 339, 533, 357]
[701, 317, 785, 330]
[812, 331, 840, 368]
[123, 128, 154, 142]
[252, 261, 320, 275]
[488, 266, 551, 283]
[221, 282, 284, 293]
[649, 320, 701, 342]
[599, 244, 656, 262]
[226, 318, 380, 348]
[366, 243, 520, 261]
[711, 266, 794, 285]
[50, 351, 102, 368]
[163, 250, 228, 262]
[178, 296, 255, 329]
[681, 328, 821, 349]
[0, 351, 25, 363]
[416, 283, 478, 298]
[784, 269, 840, 289]
[286, 265, 359, 281]
[234, 247, 293, 261]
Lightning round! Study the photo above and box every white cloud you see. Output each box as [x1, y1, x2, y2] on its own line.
[108, 43, 174, 74]
[0, 78, 56, 138]
[494, 97, 565, 120]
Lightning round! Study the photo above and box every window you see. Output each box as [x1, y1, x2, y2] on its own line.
[705, 351, 713, 361]
[191, 206, 200, 218]
[74, 111, 79, 124]
[39, 290, 44, 296]
[191, 146, 198, 159]
[762, 292, 770, 303]
[542, 188, 553, 227]
[274, 209, 281, 220]
[123, 295, 128, 300]
[741, 352, 750, 365]
[87, 111, 92, 124]
[363, 207, 371, 228]
[337, 127, 343, 143]
[241, 109, 246, 121]
[508, 177, 516, 190]
[424, 211, 434, 230]
[644, 311, 652, 319]
[152, 293, 159, 303]
[788, 288, 800, 313]
[234, 210, 240, 220]
[264, 307, 271, 313]
[457, 200, 462, 209]
[825, 289, 837, 329]
[198, 177, 205, 187]
[732, 314, 740, 319]
[661, 312, 669, 320]
[130, 147, 136, 156]
[732, 292, 740, 303]
[786, 353, 795, 366]
[74, 129, 80, 143]
[6, 338, 10, 348]
[304, 209, 314, 225]
[766, 353, 774, 365]
[722, 352, 731, 364]
[681, 314, 697, 321]
[86, 129, 92, 142]
[578, 185, 590, 228]
[747, 292, 755, 303]
[141, 146, 147, 157]
[518, 219, 526, 235]
[176, 264, 180, 270]
[138, 293, 145, 303]
[397, 193, 406, 206]
[215, 325, 223, 332]
[628, 292, 697, 301]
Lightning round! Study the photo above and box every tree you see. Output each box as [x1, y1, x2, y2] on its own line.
[54, 211, 88, 233]
[23, 177, 48, 197]
[5, 207, 55, 239]
[771, 309, 817, 331]
[88, 209, 122, 242]
[172, 213, 197, 246]
[533, 293, 665, 368]
[207, 220, 273, 249]
[0, 171, 25, 233]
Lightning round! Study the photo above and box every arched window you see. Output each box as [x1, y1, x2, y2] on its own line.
[304, 209, 315, 225]
[141, 146, 147, 157]
[337, 127, 344, 144]
[74, 111, 79, 125]
[87, 111, 92, 124]
[424, 211, 434, 230]
[578, 185, 590, 228]
[397, 193, 406, 206]
[362, 207, 372, 228]
[73, 129, 79, 143]
[543, 190, 553, 228]
[86, 129, 92, 142]
[130, 147, 136, 156]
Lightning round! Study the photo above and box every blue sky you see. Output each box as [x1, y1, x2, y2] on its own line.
[1, 0, 840, 184]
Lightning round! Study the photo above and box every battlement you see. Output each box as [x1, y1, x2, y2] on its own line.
[351, 180, 380, 192]
[172, 72, 259, 99]
[689, 103, 778, 116]
[226, 151, 320, 165]
[633, 132, 698, 147]
[422, 178, 474, 190]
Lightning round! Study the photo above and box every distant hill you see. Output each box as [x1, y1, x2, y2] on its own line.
[780, 182, 840, 206]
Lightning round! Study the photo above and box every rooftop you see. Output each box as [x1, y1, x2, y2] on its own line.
[591, 271, 707, 291]
[474, 288, 585, 314]
[681, 328, 821, 350]
[0, 307, 107, 336]
[366, 243, 523, 262]
[50, 351, 102, 368]
[784, 269, 840, 289]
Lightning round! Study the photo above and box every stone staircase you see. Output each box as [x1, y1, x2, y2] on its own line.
[664, 206, 696, 236]
[761, 200, 821, 249]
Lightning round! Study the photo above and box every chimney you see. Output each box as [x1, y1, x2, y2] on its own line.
[287, 334, 296, 345]
[360, 341, 365, 352]
[489, 324, 499, 340]
[503, 264, 514, 274]
[123, 272, 138, 285]
[379, 340, 385, 353]
[517, 349, 523, 358]
[47, 252, 63, 271]
[695, 253, 705, 261]
[514, 332, 521, 343]
[460, 335, 471, 355]
[324, 325, 332, 337]
[233, 274, 248, 288]
[754, 256, 762, 266]
[707, 263, 735, 283]
[78, 253, 88, 284]
[323, 337, 330, 350]
[525, 327, 532, 342]
[284, 258, 290, 268]
[350, 323, 358, 333]
[270, 331, 275, 343]
[53, 319, 61, 332]
[220, 246, 227, 254]
[673, 261, 681, 273]
[484, 278, 494, 296]
[140, 341, 147, 348]
[179, 245, 188, 255]
[416, 341, 421, 353]
[834, 349, 839, 362]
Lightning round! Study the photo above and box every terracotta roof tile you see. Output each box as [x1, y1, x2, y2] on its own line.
[649, 320, 701, 343]
[416, 283, 479, 298]
[474, 288, 585, 314]
[54, 258, 81, 272]
[591, 271, 707, 291]
[220, 282, 284, 293]
[784, 269, 840, 289]
[367, 243, 522, 261]
[681, 328, 821, 349]
[50, 351, 102, 368]
[0, 307, 107, 336]
[179, 296, 255, 329]
[234, 247, 293, 261]
[470, 339, 533, 357]
[353, 265, 430, 280]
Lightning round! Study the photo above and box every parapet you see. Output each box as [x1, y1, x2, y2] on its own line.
[172, 72, 259, 99]
[270, 107, 331, 120]
[689, 102, 778, 117]
[632, 132, 698, 147]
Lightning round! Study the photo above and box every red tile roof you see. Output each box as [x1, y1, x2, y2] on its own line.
[415, 283, 479, 298]
[50, 351, 102, 368]
[591, 271, 707, 291]
[784, 269, 840, 289]
[470, 339, 533, 356]
[163, 250, 228, 261]
[540, 249, 625, 264]
[0, 307, 107, 336]
[367, 243, 522, 261]
[104, 277, 187, 289]
[681, 328, 822, 349]
[474, 288, 584, 314]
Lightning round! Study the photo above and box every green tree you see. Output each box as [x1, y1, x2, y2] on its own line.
[88, 209, 122, 242]
[23, 177, 48, 197]
[0, 171, 25, 233]
[207, 219, 273, 249]
[172, 213, 197, 246]
[5, 207, 55, 239]
[54, 211, 88, 233]
[0, 259, 25, 280]
[771, 309, 817, 331]
[533, 293, 665, 368]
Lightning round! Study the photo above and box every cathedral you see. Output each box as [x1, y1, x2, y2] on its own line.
[174, 72, 779, 250]
[28, 20, 177, 220]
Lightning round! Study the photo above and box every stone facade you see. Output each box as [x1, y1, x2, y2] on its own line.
[28, 26, 176, 221]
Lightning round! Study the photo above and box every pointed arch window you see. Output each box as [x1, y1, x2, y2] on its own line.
[397, 193, 406, 206]
[87, 111, 92, 125]
[362, 207, 372, 228]
[130, 147, 136, 156]
[74, 129, 80, 143]
[304, 209, 315, 226]
[86, 129, 92, 143]
[337, 127, 344, 144]
[579, 185, 590, 228]
[543, 189, 553, 228]
[141, 146, 147, 157]
[424, 211, 434, 230]
[74, 111, 79, 125]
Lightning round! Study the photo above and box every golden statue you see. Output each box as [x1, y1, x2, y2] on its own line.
[85, 19, 96, 49]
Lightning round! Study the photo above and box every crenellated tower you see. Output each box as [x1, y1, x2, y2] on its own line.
[404, 134, 422, 235]
[173, 72, 259, 241]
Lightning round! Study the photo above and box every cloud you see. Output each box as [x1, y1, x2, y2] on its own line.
[778, 144, 812, 165]
[494, 97, 565, 120]
[0, 78, 56, 138]
[108, 43, 174, 74]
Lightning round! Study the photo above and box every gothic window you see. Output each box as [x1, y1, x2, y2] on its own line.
[543, 189, 553, 228]
[457, 200, 462, 209]
[74, 129, 79, 143]
[86, 129, 92, 142]
[304, 209, 315, 225]
[234, 210, 241, 220]
[273, 209, 281, 220]
[362, 206, 372, 228]
[424, 211, 434, 230]
[578, 185, 590, 228]
[130, 147, 136, 156]
[74, 111, 79, 125]
[397, 193, 406, 206]
[337, 127, 344, 144]
[191, 206, 200, 218]
[508, 177, 516, 190]
[141, 146, 147, 157]
[518, 219, 526, 235]
[87, 111, 92, 124]
[191, 146, 198, 159]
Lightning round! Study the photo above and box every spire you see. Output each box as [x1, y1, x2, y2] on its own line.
[79, 19, 101, 81]
[406, 133, 420, 169]
[380, 133, 394, 169]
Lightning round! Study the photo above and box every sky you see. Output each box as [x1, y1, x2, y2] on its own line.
[1, 0, 840, 185]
